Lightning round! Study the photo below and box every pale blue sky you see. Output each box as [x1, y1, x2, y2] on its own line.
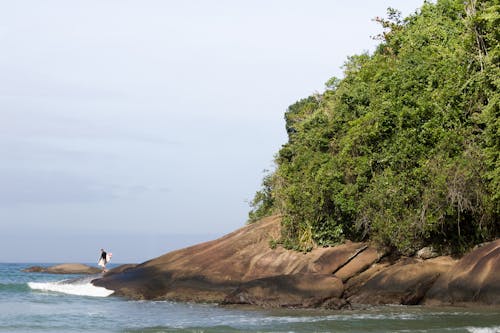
[0, 0, 426, 262]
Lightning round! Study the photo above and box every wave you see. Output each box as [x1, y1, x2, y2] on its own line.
[28, 276, 114, 297]
[466, 327, 500, 333]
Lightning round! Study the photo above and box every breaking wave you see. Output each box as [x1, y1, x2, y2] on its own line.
[466, 327, 500, 333]
[28, 276, 114, 297]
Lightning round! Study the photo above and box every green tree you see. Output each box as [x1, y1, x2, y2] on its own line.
[249, 0, 499, 254]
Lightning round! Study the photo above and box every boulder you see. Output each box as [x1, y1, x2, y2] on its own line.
[23, 263, 101, 274]
[424, 239, 500, 305]
[223, 273, 344, 308]
[333, 247, 383, 282]
[343, 262, 392, 299]
[347, 256, 456, 305]
[23, 266, 46, 273]
[416, 247, 439, 260]
[307, 243, 370, 274]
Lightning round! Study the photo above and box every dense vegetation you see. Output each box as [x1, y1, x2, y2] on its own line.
[249, 0, 499, 255]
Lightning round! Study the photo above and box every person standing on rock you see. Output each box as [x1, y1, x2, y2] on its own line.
[98, 248, 111, 273]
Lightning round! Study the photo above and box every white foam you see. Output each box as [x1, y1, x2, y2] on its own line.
[466, 327, 500, 333]
[28, 280, 114, 297]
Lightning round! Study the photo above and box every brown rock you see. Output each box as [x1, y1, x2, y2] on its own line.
[333, 247, 383, 282]
[308, 242, 370, 274]
[91, 214, 499, 308]
[93, 216, 370, 302]
[223, 273, 344, 308]
[424, 239, 500, 305]
[348, 256, 456, 305]
[94, 216, 284, 301]
[103, 264, 137, 276]
[343, 262, 392, 299]
[23, 266, 45, 273]
[23, 263, 101, 274]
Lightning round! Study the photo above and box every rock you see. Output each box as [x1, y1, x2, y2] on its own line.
[424, 239, 500, 305]
[103, 264, 137, 276]
[333, 247, 384, 282]
[23, 263, 101, 274]
[307, 242, 370, 274]
[23, 266, 45, 273]
[416, 247, 439, 260]
[91, 215, 499, 308]
[223, 273, 344, 308]
[93, 216, 380, 303]
[94, 216, 285, 301]
[343, 262, 392, 299]
[347, 256, 456, 305]
[321, 297, 351, 310]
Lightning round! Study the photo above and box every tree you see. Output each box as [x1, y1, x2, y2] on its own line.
[249, 0, 499, 254]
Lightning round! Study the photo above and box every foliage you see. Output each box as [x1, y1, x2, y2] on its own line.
[248, 0, 499, 254]
[248, 170, 277, 223]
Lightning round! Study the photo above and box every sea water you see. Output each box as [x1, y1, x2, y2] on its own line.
[1, 263, 499, 333]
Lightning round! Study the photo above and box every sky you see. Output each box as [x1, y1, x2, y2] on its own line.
[0, 0, 426, 263]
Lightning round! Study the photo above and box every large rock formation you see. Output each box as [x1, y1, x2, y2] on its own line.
[424, 239, 500, 305]
[92, 216, 500, 308]
[347, 256, 455, 305]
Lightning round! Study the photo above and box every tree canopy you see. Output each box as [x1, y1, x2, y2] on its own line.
[249, 0, 499, 255]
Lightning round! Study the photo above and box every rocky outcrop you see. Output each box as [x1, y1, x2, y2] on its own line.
[347, 256, 455, 305]
[224, 273, 345, 308]
[93, 216, 382, 305]
[103, 264, 137, 276]
[92, 216, 500, 308]
[23, 263, 101, 274]
[424, 239, 500, 305]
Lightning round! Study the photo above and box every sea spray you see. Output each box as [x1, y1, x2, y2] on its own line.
[28, 275, 114, 297]
[466, 327, 500, 333]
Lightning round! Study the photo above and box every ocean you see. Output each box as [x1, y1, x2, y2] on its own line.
[0, 263, 499, 333]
